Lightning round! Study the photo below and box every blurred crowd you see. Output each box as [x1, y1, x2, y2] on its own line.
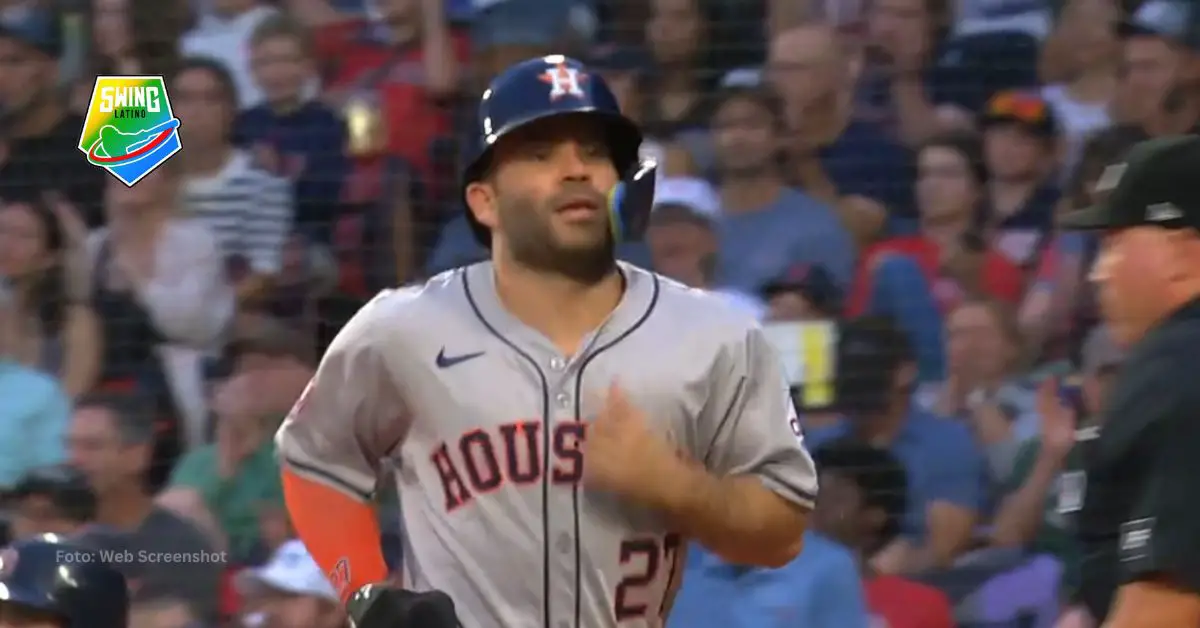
[0, 0, 1196, 625]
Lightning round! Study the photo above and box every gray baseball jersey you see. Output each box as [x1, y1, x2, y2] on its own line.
[276, 261, 818, 628]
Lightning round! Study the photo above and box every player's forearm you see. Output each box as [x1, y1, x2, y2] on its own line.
[658, 461, 807, 568]
[282, 469, 389, 602]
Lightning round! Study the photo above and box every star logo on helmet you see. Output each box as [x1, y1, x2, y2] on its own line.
[539, 63, 588, 101]
[0, 548, 17, 579]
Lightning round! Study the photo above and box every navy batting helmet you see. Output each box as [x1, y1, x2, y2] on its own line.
[462, 55, 648, 247]
[0, 535, 129, 627]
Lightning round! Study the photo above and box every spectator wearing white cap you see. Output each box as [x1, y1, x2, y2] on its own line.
[648, 177, 766, 320]
[236, 539, 347, 628]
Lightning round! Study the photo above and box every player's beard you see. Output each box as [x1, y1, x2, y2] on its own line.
[497, 193, 616, 285]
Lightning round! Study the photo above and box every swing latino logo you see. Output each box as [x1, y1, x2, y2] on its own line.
[78, 76, 182, 186]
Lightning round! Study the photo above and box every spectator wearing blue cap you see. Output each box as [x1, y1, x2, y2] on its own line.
[759, 262, 842, 322]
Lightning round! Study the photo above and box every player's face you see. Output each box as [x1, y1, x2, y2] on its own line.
[1090, 226, 1177, 346]
[469, 114, 621, 282]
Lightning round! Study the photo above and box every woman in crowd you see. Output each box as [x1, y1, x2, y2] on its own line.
[0, 198, 101, 397]
[639, 0, 729, 172]
[79, 0, 188, 110]
[86, 163, 235, 452]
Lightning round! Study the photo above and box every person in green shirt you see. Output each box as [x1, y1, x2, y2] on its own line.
[989, 326, 1124, 598]
[158, 316, 315, 563]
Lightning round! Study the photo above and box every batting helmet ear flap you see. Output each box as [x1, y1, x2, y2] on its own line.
[606, 160, 658, 243]
[461, 55, 646, 249]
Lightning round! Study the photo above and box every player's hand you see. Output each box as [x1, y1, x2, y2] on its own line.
[583, 382, 684, 507]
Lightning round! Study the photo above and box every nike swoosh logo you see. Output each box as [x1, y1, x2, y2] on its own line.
[436, 348, 485, 368]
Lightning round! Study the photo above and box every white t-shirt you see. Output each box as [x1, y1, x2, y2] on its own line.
[1042, 83, 1112, 182]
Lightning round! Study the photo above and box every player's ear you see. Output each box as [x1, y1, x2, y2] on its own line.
[465, 180, 499, 230]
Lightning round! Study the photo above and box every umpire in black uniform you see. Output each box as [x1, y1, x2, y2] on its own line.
[1058, 134, 1200, 627]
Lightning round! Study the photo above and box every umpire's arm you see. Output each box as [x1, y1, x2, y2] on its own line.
[1105, 384, 1200, 628]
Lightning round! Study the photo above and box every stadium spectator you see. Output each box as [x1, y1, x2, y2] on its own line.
[1117, 0, 1200, 136]
[290, 0, 465, 176]
[66, 391, 223, 622]
[670, 534, 871, 627]
[1019, 125, 1145, 359]
[0, 197, 102, 396]
[934, 297, 1038, 479]
[638, 0, 722, 172]
[235, 539, 347, 628]
[760, 263, 843, 322]
[171, 58, 296, 307]
[807, 316, 987, 572]
[768, 23, 915, 242]
[159, 316, 312, 564]
[709, 84, 856, 293]
[0, 6, 107, 228]
[811, 439, 956, 628]
[181, 0, 281, 109]
[1040, 0, 1120, 180]
[0, 281, 71, 490]
[857, 0, 959, 145]
[81, 0, 188, 111]
[237, 14, 350, 245]
[86, 166, 234, 406]
[646, 177, 765, 318]
[991, 326, 1122, 599]
[7, 465, 94, 540]
[979, 90, 1062, 267]
[849, 131, 1026, 352]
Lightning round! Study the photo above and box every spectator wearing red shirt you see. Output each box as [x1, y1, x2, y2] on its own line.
[849, 131, 1025, 318]
[812, 439, 956, 628]
[287, 0, 465, 181]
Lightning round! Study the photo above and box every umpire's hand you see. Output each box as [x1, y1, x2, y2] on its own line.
[347, 583, 458, 628]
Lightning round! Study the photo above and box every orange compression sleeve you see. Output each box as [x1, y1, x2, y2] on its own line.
[282, 468, 389, 602]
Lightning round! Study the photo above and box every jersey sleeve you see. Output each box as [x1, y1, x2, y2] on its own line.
[1120, 381, 1200, 593]
[699, 322, 818, 510]
[275, 292, 409, 502]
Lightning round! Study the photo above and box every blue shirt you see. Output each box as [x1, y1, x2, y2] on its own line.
[716, 188, 856, 294]
[234, 101, 350, 244]
[805, 407, 987, 538]
[0, 361, 69, 487]
[669, 534, 870, 628]
[820, 119, 918, 235]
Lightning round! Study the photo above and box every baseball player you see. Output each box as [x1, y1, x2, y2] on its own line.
[0, 534, 130, 627]
[277, 54, 818, 628]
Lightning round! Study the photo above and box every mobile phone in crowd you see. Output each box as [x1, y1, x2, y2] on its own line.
[1058, 376, 1086, 419]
